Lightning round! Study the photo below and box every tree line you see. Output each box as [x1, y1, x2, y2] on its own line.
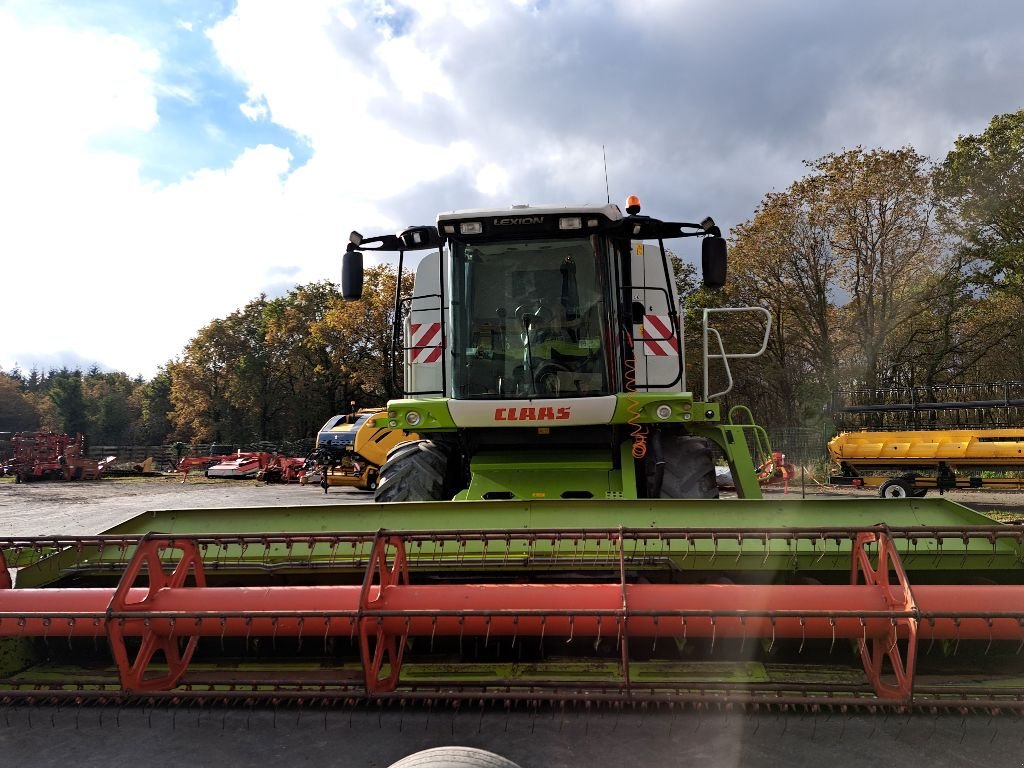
[2, 110, 1023, 443]
[0, 266, 411, 445]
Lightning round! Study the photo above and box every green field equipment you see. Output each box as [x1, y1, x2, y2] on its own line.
[5, 198, 1024, 744]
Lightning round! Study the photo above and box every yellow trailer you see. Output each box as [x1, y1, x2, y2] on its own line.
[829, 428, 1024, 497]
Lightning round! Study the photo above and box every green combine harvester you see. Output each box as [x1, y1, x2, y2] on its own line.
[3, 196, 1024, 765]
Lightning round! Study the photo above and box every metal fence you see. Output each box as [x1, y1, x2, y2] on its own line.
[831, 382, 1024, 430]
[762, 427, 833, 465]
[86, 440, 318, 468]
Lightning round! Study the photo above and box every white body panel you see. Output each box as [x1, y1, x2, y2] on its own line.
[406, 251, 445, 395]
[448, 396, 618, 427]
[206, 457, 262, 478]
[437, 203, 623, 224]
[630, 242, 683, 392]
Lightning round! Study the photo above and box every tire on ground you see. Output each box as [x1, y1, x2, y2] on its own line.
[649, 434, 719, 499]
[387, 746, 522, 768]
[375, 440, 453, 502]
[879, 478, 913, 498]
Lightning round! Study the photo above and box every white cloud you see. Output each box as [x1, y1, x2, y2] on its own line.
[240, 93, 270, 121]
[474, 163, 511, 197]
[376, 34, 455, 104]
[0, 10, 159, 149]
[0, 1, 475, 377]
[2, 0, 1023, 379]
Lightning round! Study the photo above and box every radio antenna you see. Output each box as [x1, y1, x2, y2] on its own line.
[602, 145, 610, 204]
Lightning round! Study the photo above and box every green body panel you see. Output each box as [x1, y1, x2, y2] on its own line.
[376, 398, 456, 430]
[10, 497, 1020, 589]
[455, 448, 622, 500]
[692, 424, 764, 499]
[380, 393, 760, 500]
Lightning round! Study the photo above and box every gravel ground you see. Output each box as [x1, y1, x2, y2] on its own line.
[0, 475, 373, 536]
[2, 474, 1024, 536]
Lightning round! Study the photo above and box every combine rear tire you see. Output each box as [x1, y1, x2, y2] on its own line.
[650, 434, 718, 499]
[388, 747, 521, 768]
[375, 440, 453, 502]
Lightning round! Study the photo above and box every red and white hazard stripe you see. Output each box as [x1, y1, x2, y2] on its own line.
[641, 314, 678, 356]
[410, 322, 443, 364]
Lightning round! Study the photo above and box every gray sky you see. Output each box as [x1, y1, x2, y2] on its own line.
[1, 0, 1021, 378]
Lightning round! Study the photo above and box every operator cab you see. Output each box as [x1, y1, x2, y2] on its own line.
[445, 208, 617, 400]
[341, 199, 727, 403]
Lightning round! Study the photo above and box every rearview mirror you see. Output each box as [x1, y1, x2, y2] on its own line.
[701, 236, 727, 289]
[341, 246, 364, 300]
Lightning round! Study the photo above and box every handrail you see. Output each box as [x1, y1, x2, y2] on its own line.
[702, 307, 772, 401]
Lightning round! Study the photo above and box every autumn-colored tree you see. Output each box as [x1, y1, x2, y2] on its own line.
[168, 267, 410, 444]
[726, 190, 841, 426]
[0, 372, 40, 433]
[264, 281, 361, 438]
[169, 318, 239, 442]
[315, 265, 414, 404]
[804, 148, 944, 391]
[721, 147, 952, 428]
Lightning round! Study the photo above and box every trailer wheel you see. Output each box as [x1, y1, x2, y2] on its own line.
[651, 434, 718, 499]
[375, 440, 452, 502]
[879, 478, 913, 498]
[388, 747, 522, 768]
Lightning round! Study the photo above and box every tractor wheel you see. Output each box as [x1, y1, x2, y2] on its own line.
[375, 440, 454, 502]
[388, 747, 522, 768]
[879, 478, 913, 498]
[651, 434, 718, 499]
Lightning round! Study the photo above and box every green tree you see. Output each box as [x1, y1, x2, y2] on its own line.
[131, 367, 174, 444]
[935, 109, 1024, 295]
[82, 370, 140, 444]
[46, 369, 89, 436]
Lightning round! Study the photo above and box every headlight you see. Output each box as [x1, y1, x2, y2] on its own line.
[655, 404, 672, 420]
[406, 411, 422, 427]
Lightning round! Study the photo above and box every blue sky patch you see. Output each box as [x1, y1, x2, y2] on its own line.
[372, 2, 416, 38]
[67, 0, 311, 184]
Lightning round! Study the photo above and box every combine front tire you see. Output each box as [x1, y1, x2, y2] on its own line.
[388, 747, 521, 768]
[375, 440, 453, 502]
[649, 434, 718, 499]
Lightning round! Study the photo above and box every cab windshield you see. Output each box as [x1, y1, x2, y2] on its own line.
[450, 236, 612, 399]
